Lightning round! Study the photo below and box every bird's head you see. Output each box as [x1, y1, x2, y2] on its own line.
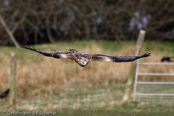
[75, 57, 89, 67]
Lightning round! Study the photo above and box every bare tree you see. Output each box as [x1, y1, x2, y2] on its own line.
[0, 0, 173, 46]
[0, 15, 19, 47]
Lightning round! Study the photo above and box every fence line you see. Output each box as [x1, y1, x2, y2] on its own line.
[133, 59, 174, 104]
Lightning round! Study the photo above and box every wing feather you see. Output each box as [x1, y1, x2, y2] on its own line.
[21, 45, 75, 60]
[90, 53, 151, 62]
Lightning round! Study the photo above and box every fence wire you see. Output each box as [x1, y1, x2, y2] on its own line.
[0, 60, 126, 110]
[134, 59, 174, 105]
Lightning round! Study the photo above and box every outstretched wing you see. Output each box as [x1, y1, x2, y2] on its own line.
[90, 52, 151, 62]
[21, 45, 75, 60]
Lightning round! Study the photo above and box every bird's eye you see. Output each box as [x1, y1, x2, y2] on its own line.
[82, 62, 86, 65]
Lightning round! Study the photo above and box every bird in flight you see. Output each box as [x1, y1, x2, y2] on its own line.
[22, 45, 151, 67]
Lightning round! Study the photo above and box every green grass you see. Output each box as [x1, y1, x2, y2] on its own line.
[53, 105, 174, 116]
[1, 103, 174, 116]
[145, 40, 174, 53]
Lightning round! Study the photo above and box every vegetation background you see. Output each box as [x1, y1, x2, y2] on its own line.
[0, 0, 174, 116]
[0, 0, 174, 46]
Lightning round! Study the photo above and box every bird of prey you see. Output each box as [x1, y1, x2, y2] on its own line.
[161, 56, 174, 62]
[22, 45, 151, 67]
[0, 89, 10, 99]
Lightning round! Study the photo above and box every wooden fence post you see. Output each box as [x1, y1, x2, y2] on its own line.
[9, 53, 16, 107]
[122, 30, 146, 102]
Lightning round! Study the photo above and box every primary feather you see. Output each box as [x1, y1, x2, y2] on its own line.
[90, 52, 151, 62]
[21, 45, 74, 59]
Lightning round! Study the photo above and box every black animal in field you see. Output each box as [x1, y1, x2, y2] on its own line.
[0, 89, 10, 99]
[161, 57, 174, 62]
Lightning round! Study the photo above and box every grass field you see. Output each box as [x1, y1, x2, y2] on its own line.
[0, 40, 174, 115]
[1, 101, 174, 116]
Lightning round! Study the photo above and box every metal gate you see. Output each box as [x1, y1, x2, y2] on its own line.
[133, 59, 174, 104]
